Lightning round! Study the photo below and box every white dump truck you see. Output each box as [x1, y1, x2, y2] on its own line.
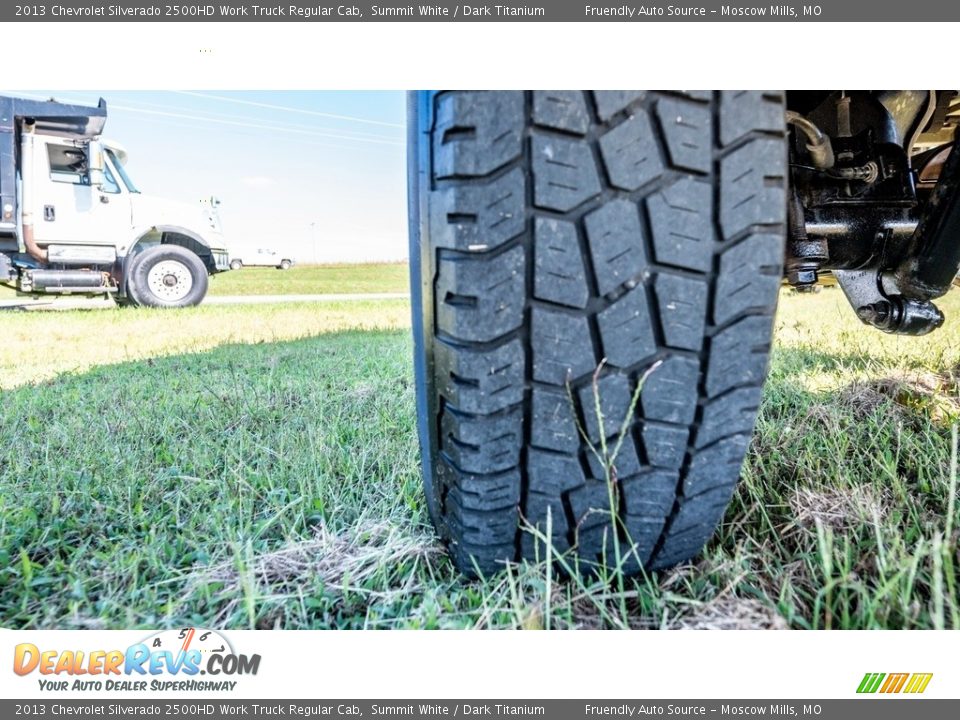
[0, 95, 229, 307]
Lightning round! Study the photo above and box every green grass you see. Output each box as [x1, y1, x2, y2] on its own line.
[0, 289, 958, 629]
[0, 262, 409, 301]
[0, 301, 411, 389]
[207, 263, 410, 296]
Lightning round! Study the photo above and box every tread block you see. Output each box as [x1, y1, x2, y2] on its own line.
[449, 541, 517, 576]
[654, 273, 708, 351]
[433, 91, 524, 178]
[531, 387, 579, 453]
[670, 485, 736, 536]
[592, 91, 646, 121]
[577, 373, 633, 442]
[532, 91, 590, 135]
[428, 168, 526, 252]
[436, 338, 525, 414]
[521, 527, 572, 561]
[438, 457, 521, 512]
[532, 133, 602, 211]
[597, 286, 657, 369]
[531, 307, 597, 384]
[617, 516, 666, 568]
[622, 470, 679, 517]
[568, 481, 616, 531]
[435, 244, 525, 343]
[585, 199, 648, 295]
[640, 355, 699, 425]
[683, 434, 750, 497]
[585, 434, 642, 481]
[714, 234, 783, 325]
[534, 217, 589, 309]
[440, 406, 522, 474]
[445, 500, 518, 549]
[598, 111, 664, 191]
[527, 448, 586, 495]
[696, 387, 763, 448]
[576, 524, 621, 565]
[524, 493, 572, 537]
[521, 472, 583, 559]
[646, 177, 715, 272]
[569, 478, 650, 565]
[650, 526, 715, 569]
[720, 91, 785, 147]
[656, 97, 712, 173]
[707, 316, 773, 397]
[720, 138, 786, 240]
[641, 422, 689, 470]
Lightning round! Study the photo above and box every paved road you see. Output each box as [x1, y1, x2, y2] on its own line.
[0, 292, 411, 310]
[205, 292, 410, 305]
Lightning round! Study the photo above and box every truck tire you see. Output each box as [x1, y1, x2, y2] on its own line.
[409, 91, 787, 576]
[230, 259, 243, 271]
[279, 259, 292, 270]
[126, 244, 209, 308]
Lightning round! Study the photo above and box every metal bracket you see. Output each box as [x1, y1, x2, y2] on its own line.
[835, 269, 944, 336]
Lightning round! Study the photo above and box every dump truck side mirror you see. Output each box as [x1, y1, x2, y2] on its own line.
[87, 141, 105, 188]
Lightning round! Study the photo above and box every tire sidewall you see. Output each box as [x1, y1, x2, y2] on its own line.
[230, 259, 243, 271]
[127, 245, 209, 308]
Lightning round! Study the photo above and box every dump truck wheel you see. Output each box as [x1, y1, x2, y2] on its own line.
[230, 259, 243, 271]
[127, 245, 209, 308]
[409, 91, 788, 576]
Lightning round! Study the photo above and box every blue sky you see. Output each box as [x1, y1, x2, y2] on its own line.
[15, 91, 408, 263]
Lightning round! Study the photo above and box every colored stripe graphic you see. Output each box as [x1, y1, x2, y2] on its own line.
[904, 674, 934, 694]
[857, 673, 885, 693]
[857, 672, 932, 694]
[880, 673, 907, 693]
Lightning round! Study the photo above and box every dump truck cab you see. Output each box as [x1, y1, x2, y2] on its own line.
[0, 95, 229, 307]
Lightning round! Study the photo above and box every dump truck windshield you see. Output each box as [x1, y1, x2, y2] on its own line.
[106, 149, 139, 193]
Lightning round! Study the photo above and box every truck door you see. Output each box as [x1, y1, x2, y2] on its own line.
[31, 137, 133, 249]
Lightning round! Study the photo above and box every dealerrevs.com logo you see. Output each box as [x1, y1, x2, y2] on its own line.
[13, 628, 260, 692]
[857, 673, 933, 694]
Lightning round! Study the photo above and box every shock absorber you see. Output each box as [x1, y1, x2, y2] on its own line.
[785, 189, 829, 290]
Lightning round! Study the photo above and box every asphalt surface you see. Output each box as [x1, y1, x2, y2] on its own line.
[205, 292, 410, 305]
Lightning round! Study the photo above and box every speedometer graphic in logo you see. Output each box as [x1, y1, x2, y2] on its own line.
[141, 628, 234, 657]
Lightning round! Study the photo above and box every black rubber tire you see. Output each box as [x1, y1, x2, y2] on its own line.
[126, 244, 209, 308]
[230, 259, 243, 271]
[409, 91, 788, 577]
[279, 260, 292, 270]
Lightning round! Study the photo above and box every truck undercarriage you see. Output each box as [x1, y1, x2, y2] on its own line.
[785, 91, 960, 335]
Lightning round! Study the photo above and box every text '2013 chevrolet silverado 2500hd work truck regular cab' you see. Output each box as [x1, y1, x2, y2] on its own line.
[0, 95, 230, 307]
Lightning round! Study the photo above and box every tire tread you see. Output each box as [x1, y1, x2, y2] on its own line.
[419, 91, 786, 575]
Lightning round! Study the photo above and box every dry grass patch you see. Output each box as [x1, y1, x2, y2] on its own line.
[182, 522, 441, 626]
[671, 597, 788, 630]
[840, 370, 960, 426]
[789, 485, 889, 533]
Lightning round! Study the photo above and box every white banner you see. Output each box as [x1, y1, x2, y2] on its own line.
[1, 629, 953, 699]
